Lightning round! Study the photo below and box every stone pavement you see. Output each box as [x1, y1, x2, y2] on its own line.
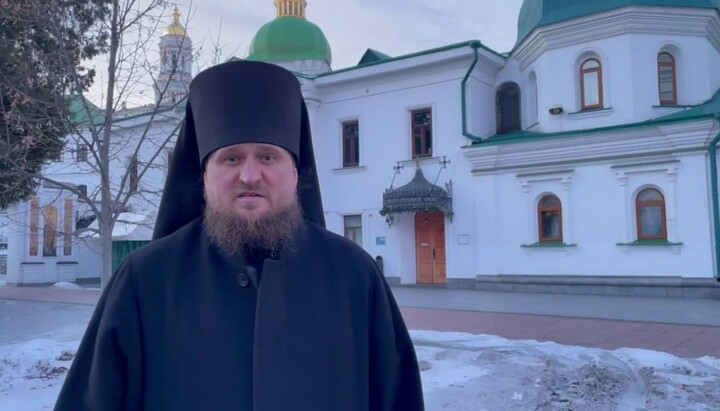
[393, 286, 720, 359]
[2, 283, 720, 358]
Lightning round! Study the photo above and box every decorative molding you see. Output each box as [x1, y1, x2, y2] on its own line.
[464, 119, 715, 174]
[515, 7, 720, 69]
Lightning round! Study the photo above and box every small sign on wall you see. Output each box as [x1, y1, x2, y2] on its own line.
[376, 237, 386, 246]
[457, 234, 470, 245]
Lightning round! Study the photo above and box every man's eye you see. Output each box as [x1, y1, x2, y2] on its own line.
[261, 155, 276, 162]
[224, 156, 238, 163]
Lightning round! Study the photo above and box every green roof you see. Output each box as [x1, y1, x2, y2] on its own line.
[246, 17, 332, 64]
[476, 87, 720, 147]
[516, 0, 720, 46]
[357, 48, 391, 65]
[67, 95, 104, 126]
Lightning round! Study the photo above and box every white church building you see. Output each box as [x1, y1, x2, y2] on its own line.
[5, 0, 720, 298]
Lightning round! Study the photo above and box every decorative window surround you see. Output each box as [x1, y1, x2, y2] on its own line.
[517, 169, 575, 247]
[613, 161, 679, 246]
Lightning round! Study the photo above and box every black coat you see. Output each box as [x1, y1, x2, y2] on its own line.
[55, 219, 424, 410]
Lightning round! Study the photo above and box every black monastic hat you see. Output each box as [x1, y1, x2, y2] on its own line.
[152, 60, 325, 240]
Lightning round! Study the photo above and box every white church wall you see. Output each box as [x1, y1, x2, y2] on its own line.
[473, 152, 714, 278]
[314, 59, 484, 283]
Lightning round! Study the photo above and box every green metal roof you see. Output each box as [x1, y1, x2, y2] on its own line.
[313, 40, 504, 79]
[516, 0, 720, 46]
[67, 95, 104, 126]
[476, 87, 720, 147]
[246, 17, 332, 64]
[357, 48, 391, 65]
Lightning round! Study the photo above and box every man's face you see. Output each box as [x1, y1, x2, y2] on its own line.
[203, 143, 298, 222]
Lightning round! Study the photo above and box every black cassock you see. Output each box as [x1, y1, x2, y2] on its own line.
[55, 219, 424, 410]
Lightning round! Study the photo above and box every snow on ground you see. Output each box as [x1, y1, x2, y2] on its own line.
[1, 330, 719, 410]
[49, 282, 82, 290]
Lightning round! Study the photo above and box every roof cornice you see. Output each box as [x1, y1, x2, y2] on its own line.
[312, 41, 505, 87]
[463, 119, 719, 174]
[514, 7, 720, 70]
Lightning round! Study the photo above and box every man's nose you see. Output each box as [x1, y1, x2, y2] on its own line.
[238, 158, 262, 185]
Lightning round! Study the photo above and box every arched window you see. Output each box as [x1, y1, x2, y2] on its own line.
[580, 58, 603, 110]
[636, 188, 667, 240]
[43, 205, 58, 257]
[538, 195, 562, 242]
[658, 52, 677, 105]
[496, 82, 521, 134]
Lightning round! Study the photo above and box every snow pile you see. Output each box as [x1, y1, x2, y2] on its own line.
[413, 330, 720, 411]
[50, 282, 82, 290]
[0, 339, 75, 385]
[2, 331, 720, 410]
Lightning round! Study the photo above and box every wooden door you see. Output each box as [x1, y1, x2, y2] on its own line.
[415, 212, 446, 284]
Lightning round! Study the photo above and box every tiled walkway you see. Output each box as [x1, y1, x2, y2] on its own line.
[2, 285, 719, 358]
[401, 307, 720, 359]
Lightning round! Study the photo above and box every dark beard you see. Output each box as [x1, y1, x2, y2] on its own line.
[203, 195, 303, 257]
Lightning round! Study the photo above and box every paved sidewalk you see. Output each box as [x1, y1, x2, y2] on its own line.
[393, 287, 720, 358]
[2, 284, 720, 358]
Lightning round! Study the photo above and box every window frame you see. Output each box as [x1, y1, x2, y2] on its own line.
[411, 108, 432, 158]
[343, 214, 362, 246]
[76, 144, 88, 162]
[635, 188, 667, 240]
[580, 58, 604, 110]
[537, 194, 563, 243]
[496, 82, 522, 134]
[341, 120, 359, 167]
[657, 52, 677, 106]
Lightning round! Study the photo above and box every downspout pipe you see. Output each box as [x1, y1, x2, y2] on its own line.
[709, 113, 720, 281]
[461, 41, 483, 143]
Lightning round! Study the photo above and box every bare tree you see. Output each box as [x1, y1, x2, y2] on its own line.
[0, 0, 214, 287]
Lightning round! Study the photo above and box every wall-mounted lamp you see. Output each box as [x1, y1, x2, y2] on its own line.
[549, 104, 564, 115]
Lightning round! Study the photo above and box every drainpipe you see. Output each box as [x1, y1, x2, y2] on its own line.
[709, 114, 720, 280]
[461, 41, 483, 143]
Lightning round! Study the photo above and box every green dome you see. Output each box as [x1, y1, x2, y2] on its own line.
[516, 0, 720, 45]
[247, 17, 332, 64]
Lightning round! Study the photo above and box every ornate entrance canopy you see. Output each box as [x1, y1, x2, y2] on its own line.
[380, 167, 452, 226]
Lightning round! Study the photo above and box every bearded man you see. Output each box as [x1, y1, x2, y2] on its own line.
[55, 61, 424, 410]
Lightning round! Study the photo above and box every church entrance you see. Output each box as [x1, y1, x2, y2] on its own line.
[415, 211, 446, 284]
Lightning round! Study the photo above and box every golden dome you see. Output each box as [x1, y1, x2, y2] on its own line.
[164, 7, 187, 37]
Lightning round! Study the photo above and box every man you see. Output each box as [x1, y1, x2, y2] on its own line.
[55, 61, 424, 410]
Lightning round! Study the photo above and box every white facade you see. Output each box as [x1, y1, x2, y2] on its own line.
[4, 2, 720, 289]
[309, 4, 720, 285]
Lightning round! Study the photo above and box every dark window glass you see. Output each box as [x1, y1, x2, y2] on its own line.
[342, 120, 359, 167]
[411, 108, 432, 158]
[496, 82, 521, 134]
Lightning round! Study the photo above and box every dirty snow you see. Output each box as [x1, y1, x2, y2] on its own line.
[49, 282, 82, 290]
[1, 329, 719, 410]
